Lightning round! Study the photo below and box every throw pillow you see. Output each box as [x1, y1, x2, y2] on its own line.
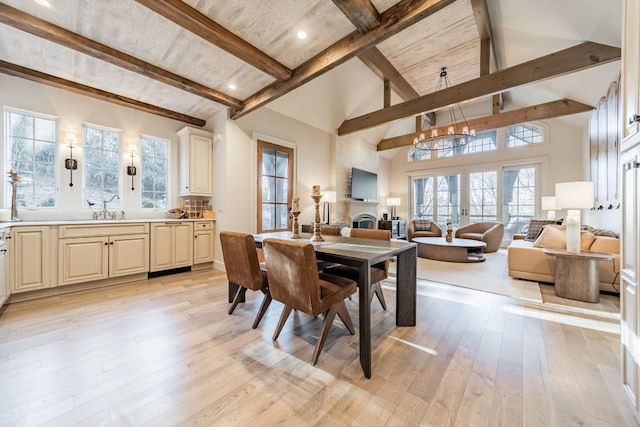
[525, 219, 559, 241]
[580, 231, 596, 251]
[533, 225, 566, 248]
[414, 219, 432, 231]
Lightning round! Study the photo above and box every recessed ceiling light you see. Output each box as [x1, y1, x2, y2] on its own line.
[33, 0, 51, 7]
[297, 30, 307, 40]
[228, 83, 236, 90]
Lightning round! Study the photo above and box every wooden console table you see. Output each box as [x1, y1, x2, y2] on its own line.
[543, 248, 613, 303]
[378, 219, 407, 239]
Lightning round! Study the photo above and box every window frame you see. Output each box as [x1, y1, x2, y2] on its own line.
[82, 123, 122, 209]
[139, 134, 170, 209]
[4, 107, 59, 209]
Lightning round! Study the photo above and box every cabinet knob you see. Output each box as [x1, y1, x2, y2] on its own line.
[194, 235, 198, 238]
[104, 242, 109, 246]
[629, 114, 640, 125]
[110, 242, 114, 245]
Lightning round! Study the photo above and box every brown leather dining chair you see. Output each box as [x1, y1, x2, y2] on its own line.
[325, 228, 391, 310]
[220, 231, 272, 329]
[263, 238, 357, 365]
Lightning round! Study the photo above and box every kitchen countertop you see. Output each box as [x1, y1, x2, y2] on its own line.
[0, 218, 214, 229]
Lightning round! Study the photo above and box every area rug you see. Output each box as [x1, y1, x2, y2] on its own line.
[388, 249, 543, 303]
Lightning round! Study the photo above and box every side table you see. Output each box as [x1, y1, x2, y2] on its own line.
[543, 248, 613, 303]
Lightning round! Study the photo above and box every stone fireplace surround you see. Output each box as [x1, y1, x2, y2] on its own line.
[344, 200, 378, 229]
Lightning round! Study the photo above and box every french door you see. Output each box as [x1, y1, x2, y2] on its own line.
[257, 140, 293, 233]
[411, 164, 539, 242]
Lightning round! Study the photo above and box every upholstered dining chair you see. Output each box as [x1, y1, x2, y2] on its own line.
[220, 231, 272, 329]
[263, 238, 357, 365]
[325, 228, 391, 310]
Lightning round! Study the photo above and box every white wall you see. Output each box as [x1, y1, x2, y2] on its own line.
[0, 74, 215, 220]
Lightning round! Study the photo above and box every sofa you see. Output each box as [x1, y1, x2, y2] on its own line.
[407, 219, 442, 242]
[507, 225, 620, 293]
[454, 221, 504, 253]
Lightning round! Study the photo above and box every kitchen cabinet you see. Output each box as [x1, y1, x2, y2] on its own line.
[12, 226, 56, 293]
[622, 0, 640, 147]
[193, 221, 214, 264]
[150, 222, 193, 272]
[177, 126, 213, 196]
[0, 231, 8, 306]
[58, 224, 149, 286]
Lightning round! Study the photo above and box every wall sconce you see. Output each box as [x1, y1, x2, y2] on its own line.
[126, 144, 137, 191]
[64, 132, 78, 187]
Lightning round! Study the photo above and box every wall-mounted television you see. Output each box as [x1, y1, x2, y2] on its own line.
[351, 167, 377, 201]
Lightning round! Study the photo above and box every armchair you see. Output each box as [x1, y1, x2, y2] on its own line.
[454, 221, 504, 253]
[407, 219, 442, 242]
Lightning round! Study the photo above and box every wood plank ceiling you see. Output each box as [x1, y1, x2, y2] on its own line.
[0, 0, 619, 146]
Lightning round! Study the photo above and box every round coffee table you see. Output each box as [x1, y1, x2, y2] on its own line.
[413, 237, 487, 263]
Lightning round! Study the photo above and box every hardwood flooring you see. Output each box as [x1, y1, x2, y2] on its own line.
[0, 269, 637, 426]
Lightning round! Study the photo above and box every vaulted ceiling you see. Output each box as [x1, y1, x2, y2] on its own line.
[0, 0, 623, 155]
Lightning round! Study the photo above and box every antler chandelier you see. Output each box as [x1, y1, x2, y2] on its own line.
[413, 67, 476, 151]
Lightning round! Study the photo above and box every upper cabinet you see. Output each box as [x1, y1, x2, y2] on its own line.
[622, 0, 640, 147]
[177, 127, 214, 196]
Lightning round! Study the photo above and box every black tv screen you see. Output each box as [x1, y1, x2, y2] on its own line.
[351, 167, 377, 201]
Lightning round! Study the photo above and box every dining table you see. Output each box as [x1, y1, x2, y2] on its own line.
[246, 231, 417, 379]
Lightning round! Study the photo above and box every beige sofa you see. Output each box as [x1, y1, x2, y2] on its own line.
[507, 236, 620, 293]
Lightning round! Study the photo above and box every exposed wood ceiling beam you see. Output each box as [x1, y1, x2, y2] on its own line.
[377, 98, 593, 151]
[357, 47, 420, 100]
[332, 0, 381, 32]
[0, 3, 241, 108]
[471, 0, 502, 112]
[0, 60, 206, 127]
[231, 0, 458, 120]
[135, 0, 291, 81]
[338, 42, 620, 135]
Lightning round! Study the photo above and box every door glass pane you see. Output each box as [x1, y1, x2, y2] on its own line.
[275, 151, 289, 177]
[262, 149, 276, 175]
[469, 171, 497, 222]
[262, 177, 275, 202]
[412, 177, 433, 219]
[436, 174, 460, 229]
[262, 204, 275, 230]
[276, 204, 288, 229]
[502, 167, 536, 240]
[276, 178, 288, 203]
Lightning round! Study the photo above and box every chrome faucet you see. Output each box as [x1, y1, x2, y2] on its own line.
[101, 195, 120, 219]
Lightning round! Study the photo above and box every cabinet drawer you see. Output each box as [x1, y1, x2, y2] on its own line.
[59, 223, 149, 238]
[193, 221, 213, 230]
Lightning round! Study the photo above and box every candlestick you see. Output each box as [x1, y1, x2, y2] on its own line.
[290, 209, 301, 239]
[310, 194, 324, 242]
[446, 218, 453, 242]
[312, 185, 321, 196]
[292, 197, 300, 212]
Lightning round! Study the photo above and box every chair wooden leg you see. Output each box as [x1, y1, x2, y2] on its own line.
[252, 292, 272, 329]
[228, 286, 247, 315]
[372, 282, 387, 310]
[335, 300, 355, 335]
[273, 305, 293, 341]
[312, 306, 338, 365]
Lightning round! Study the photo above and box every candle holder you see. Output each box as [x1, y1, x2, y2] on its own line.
[446, 219, 453, 242]
[310, 194, 324, 242]
[290, 209, 301, 239]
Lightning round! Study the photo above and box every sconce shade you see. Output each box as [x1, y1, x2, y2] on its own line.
[387, 197, 401, 207]
[555, 182, 594, 209]
[320, 190, 336, 203]
[127, 143, 137, 154]
[541, 196, 558, 211]
[64, 132, 77, 147]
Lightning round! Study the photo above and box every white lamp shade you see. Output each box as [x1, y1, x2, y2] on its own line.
[127, 143, 137, 154]
[64, 132, 77, 147]
[320, 190, 336, 203]
[555, 181, 594, 209]
[387, 197, 401, 207]
[541, 196, 558, 211]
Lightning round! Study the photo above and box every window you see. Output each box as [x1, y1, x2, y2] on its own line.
[5, 108, 57, 208]
[408, 130, 497, 162]
[468, 171, 497, 222]
[506, 123, 544, 147]
[502, 165, 538, 240]
[83, 125, 120, 208]
[140, 135, 169, 209]
[257, 140, 293, 233]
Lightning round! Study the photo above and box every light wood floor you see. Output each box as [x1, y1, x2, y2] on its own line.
[0, 269, 637, 426]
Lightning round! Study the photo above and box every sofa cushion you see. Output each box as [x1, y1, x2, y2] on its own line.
[414, 219, 432, 231]
[533, 226, 596, 251]
[525, 219, 559, 241]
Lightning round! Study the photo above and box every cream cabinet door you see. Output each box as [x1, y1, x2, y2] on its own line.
[193, 230, 214, 264]
[189, 135, 213, 195]
[109, 234, 149, 277]
[622, 0, 640, 144]
[174, 223, 194, 267]
[59, 236, 109, 286]
[0, 246, 7, 306]
[150, 223, 174, 272]
[13, 226, 53, 292]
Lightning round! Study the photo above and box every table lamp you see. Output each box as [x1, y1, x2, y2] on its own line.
[387, 197, 401, 220]
[555, 181, 594, 253]
[541, 196, 559, 220]
[320, 190, 336, 224]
